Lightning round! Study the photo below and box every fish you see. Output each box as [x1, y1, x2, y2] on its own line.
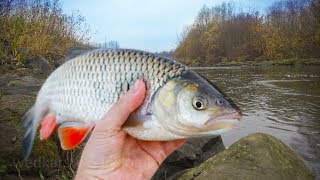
[23, 49, 241, 159]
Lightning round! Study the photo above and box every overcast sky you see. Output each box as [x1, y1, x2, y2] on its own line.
[62, 0, 276, 52]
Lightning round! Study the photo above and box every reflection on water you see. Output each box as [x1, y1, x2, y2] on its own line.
[193, 65, 320, 177]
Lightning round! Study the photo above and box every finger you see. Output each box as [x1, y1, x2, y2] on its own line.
[95, 79, 146, 132]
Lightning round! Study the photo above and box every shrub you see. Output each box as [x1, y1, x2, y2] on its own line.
[0, 0, 91, 65]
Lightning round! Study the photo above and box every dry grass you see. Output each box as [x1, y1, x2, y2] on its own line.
[0, 0, 91, 65]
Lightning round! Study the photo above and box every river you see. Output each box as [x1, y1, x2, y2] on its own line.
[193, 65, 320, 178]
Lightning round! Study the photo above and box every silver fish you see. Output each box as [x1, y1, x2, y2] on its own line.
[23, 49, 241, 159]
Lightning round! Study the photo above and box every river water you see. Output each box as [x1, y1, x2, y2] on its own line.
[193, 65, 320, 177]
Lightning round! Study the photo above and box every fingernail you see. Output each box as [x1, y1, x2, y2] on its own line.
[130, 80, 140, 94]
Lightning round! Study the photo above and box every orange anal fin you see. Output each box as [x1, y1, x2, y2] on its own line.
[40, 114, 57, 140]
[58, 123, 94, 150]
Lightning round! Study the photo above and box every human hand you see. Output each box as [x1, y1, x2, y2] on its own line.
[75, 79, 187, 179]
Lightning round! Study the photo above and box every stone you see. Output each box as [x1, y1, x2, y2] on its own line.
[25, 56, 54, 75]
[2, 75, 43, 96]
[0, 94, 35, 115]
[7, 76, 42, 87]
[0, 65, 78, 178]
[178, 133, 315, 180]
[152, 136, 225, 179]
[0, 94, 65, 179]
[0, 67, 45, 96]
[65, 46, 96, 60]
[54, 46, 96, 67]
[0, 73, 11, 87]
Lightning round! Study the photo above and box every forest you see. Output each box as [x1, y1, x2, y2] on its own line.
[175, 0, 320, 66]
[1, 0, 320, 66]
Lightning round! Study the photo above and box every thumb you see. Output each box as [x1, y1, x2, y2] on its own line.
[94, 79, 146, 133]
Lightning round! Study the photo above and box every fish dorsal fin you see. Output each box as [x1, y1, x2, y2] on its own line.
[58, 122, 94, 150]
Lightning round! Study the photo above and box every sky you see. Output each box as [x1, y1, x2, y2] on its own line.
[62, 0, 277, 52]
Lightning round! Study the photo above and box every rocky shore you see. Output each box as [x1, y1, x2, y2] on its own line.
[0, 52, 315, 179]
[178, 133, 314, 180]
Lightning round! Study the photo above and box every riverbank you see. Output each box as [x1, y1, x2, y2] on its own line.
[193, 65, 320, 179]
[1, 58, 318, 179]
[211, 58, 320, 67]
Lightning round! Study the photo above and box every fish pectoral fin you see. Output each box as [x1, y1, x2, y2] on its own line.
[124, 115, 158, 129]
[58, 122, 94, 150]
[40, 113, 58, 140]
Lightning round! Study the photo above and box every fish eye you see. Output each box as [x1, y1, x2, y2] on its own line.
[192, 96, 207, 110]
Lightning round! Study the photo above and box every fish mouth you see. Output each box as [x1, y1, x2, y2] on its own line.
[205, 112, 242, 126]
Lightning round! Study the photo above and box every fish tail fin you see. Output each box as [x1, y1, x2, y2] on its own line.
[22, 105, 42, 160]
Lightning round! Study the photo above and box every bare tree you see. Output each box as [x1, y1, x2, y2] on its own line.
[104, 40, 120, 49]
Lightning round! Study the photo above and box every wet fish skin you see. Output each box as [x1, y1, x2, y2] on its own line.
[23, 49, 241, 159]
[36, 49, 185, 123]
[23, 49, 186, 159]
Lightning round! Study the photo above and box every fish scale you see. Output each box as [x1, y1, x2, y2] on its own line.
[23, 48, 242, 160]
[36, 49, 185, 123]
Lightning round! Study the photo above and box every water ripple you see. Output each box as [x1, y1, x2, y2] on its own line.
[195, 66, 320, 177]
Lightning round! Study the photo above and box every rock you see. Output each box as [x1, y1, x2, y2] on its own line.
[14, 68, 43, 78]
[0, 160, 7, 176]
[0, 65, 78, 178]
[18, 47, 32, 56]
[7, 76, 43, 87]
[25, 56, 54, 75]
[2, 75, 43, 96]
[54, 46, 96, 67]
[0, 56, 11, 65]
[152, 136, 225, 179]
[0, 94, 67, 179]
[0, 94, 35, 115]
[65, 46, 96, 60]
[0, 67, 45, 96]
[0, 73, 11, 87]
[178, 133, 315, 180]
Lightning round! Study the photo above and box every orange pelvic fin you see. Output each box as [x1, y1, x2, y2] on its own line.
[58, 122, 94, 150]
[40, 114, 58, 140]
